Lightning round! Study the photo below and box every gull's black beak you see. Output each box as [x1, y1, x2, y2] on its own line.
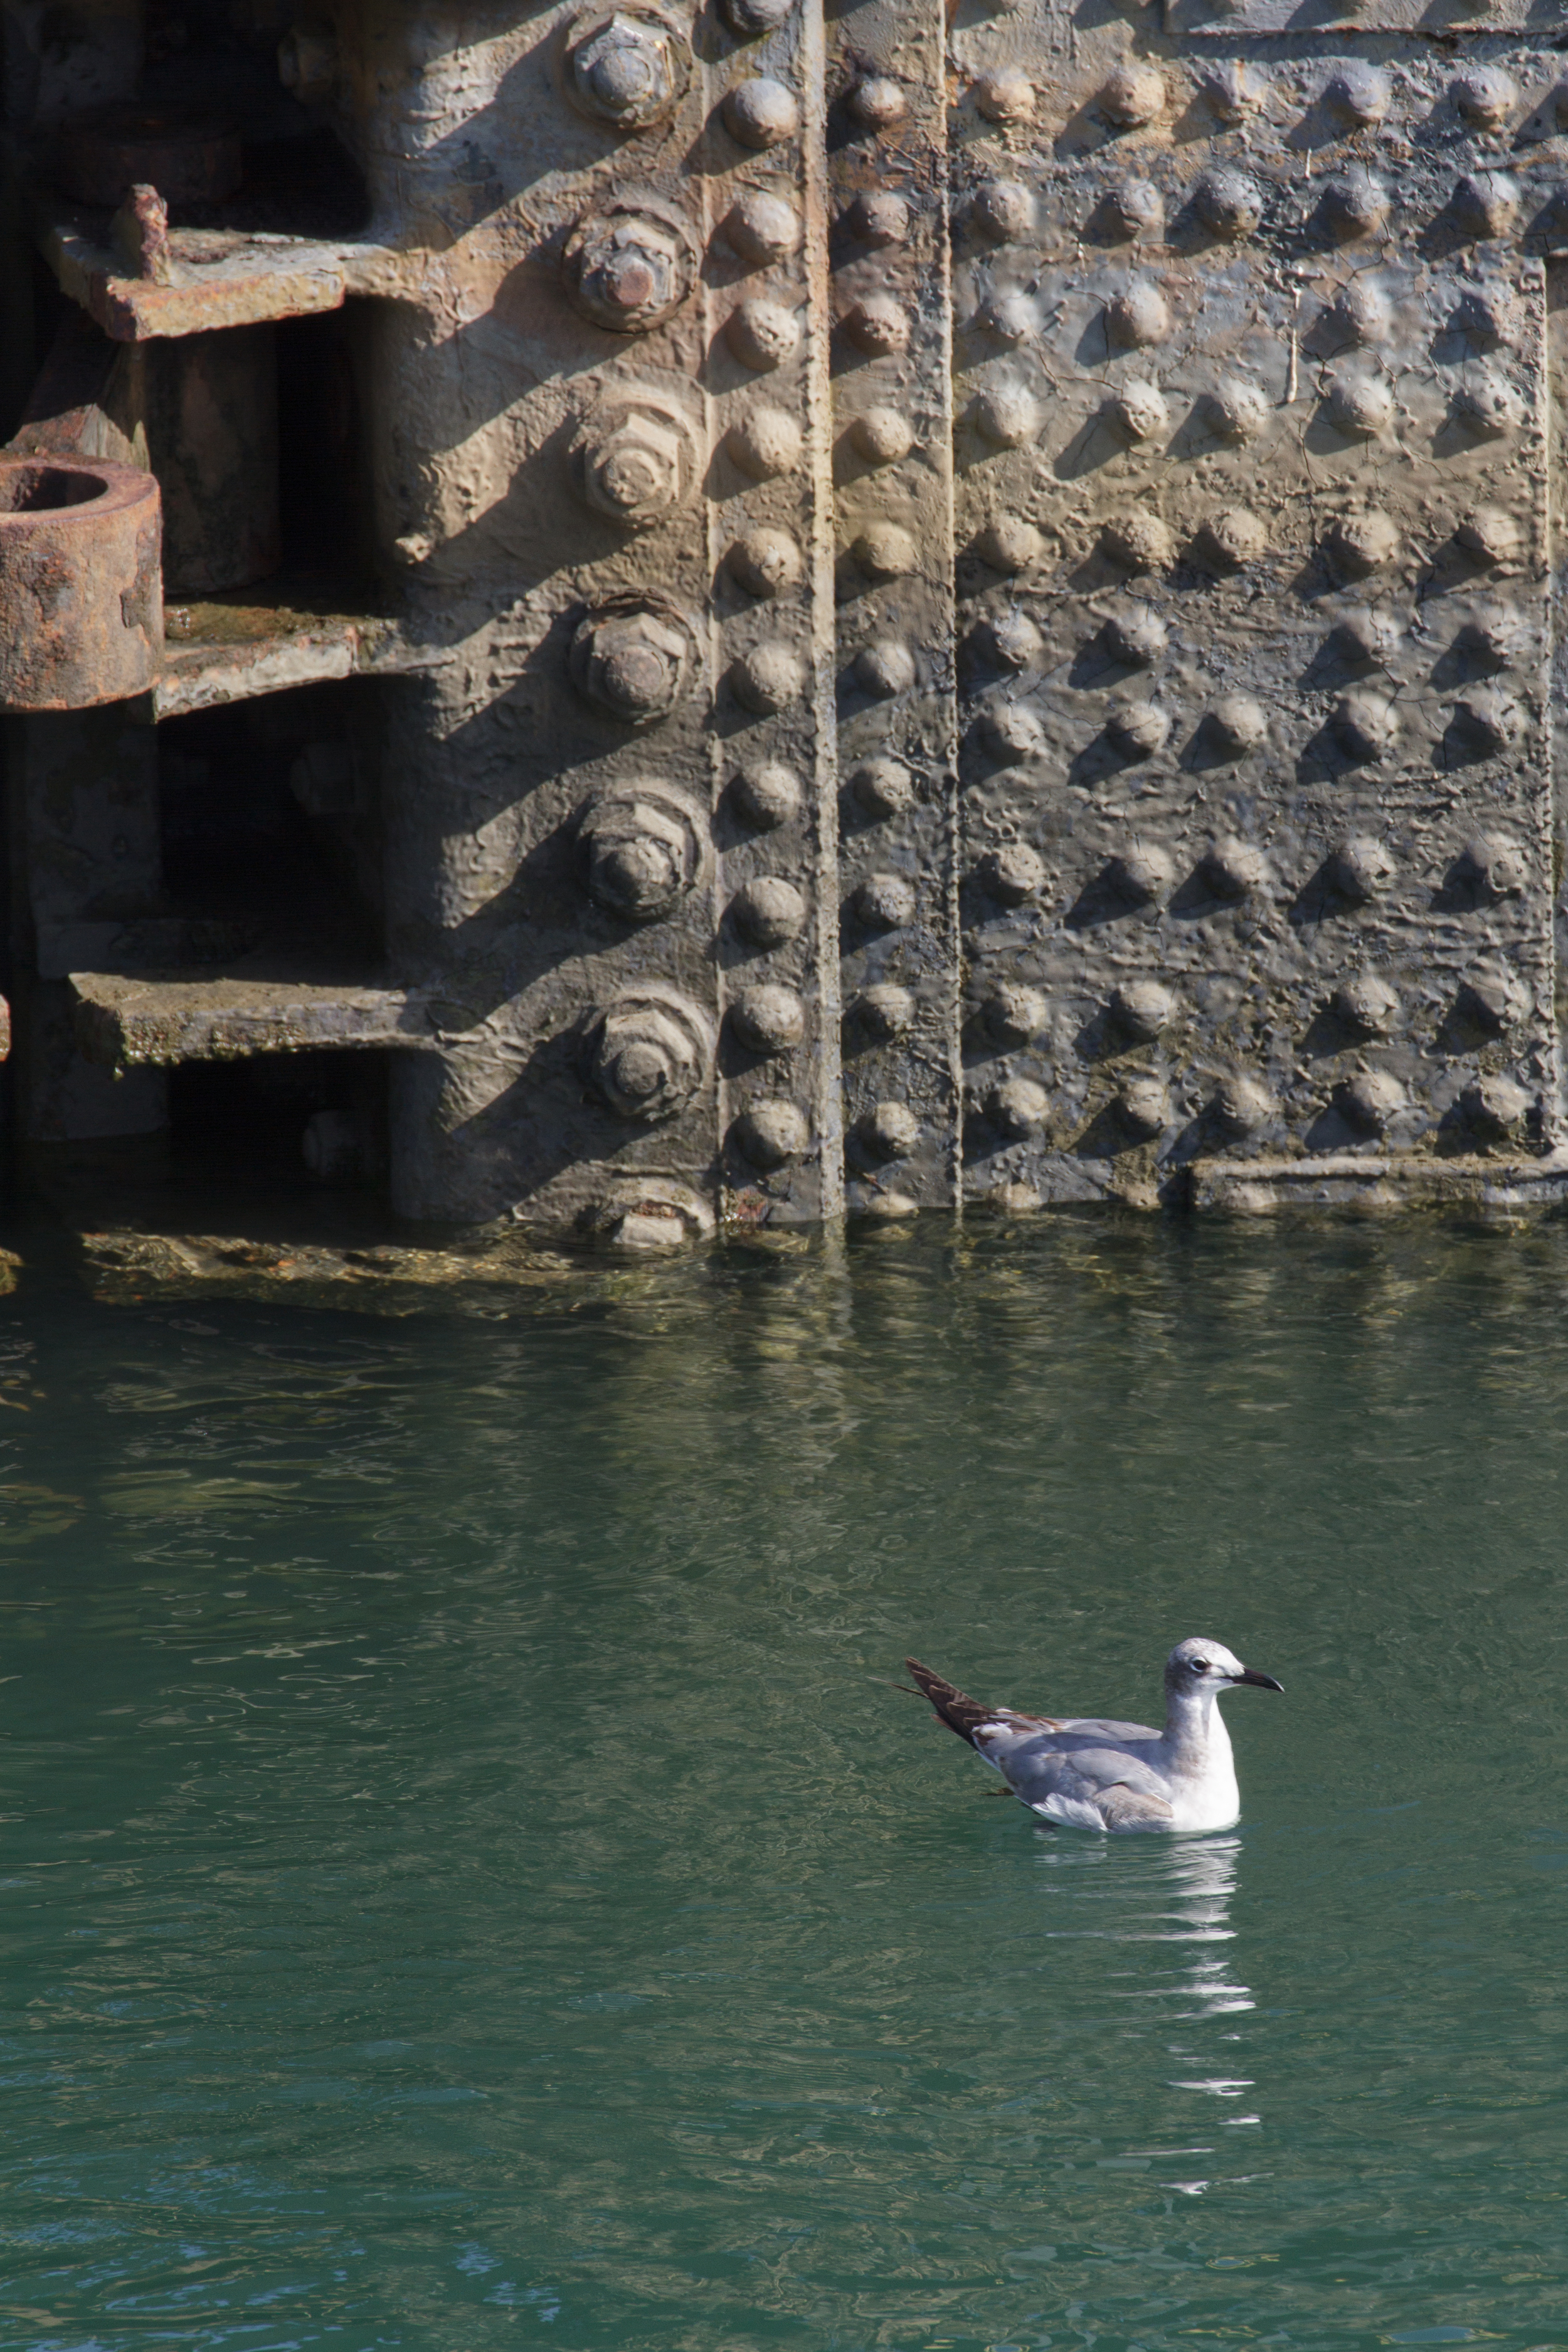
[1234, 1666, 1284, 1692]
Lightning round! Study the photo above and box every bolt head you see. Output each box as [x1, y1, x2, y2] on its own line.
[576, 399, 691, 526]
[588, 992, 713, 1121]
[570, 601, 694, 723]
[567, 9, 687, 129]
[578, 783, 706, 920]
[564, 205, 696, 331]
[854, 871, 916, 930]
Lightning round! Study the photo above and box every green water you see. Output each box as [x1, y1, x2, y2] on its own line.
[2, 1217, 1567, 2352]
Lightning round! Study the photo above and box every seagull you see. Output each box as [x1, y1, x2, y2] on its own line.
[904, 1639, 1283, 1833]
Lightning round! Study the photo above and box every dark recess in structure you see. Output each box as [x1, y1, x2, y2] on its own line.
[168, 1049, 389, 1192]
[157, 682, 382, 940]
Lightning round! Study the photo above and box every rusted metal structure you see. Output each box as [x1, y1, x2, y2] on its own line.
[1, 0, 1567, 1244]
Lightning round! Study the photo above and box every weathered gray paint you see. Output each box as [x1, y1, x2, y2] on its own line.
[2, 0, 1566, 1239]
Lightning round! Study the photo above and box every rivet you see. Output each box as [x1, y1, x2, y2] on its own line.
[978, 842, 1045, 903]
[726, 297, 802, 371]
[850, 405, 915, 464]
[1116, 1076, 1169, 1141]
[975, 517, 1043, 572]
[1452, 66, 1517, 130]
[724, 188, 802, 264]
[980, 611, 1043, 670]
[1105, 280, 1170, 349]
[974, 68, 1034, 123]
[1454, 368, 1525, 437]
[1451, 172, 1521, 240]
[1323, 279, 1391, 348]
[1101, 179, 1164, 241]
[731, 982, 806, 1054]
[732, 873, 808, 945]
[973, 384, 1039, 448]
[990, 1076, 1050, 1138]
[857, 1189, 919, 1220]
[732, 640, 807, 712]
[723, 76, 800, 148]
[981, 1180, 1041, 1214]
[728, 526, 803, 597]
[1337, 1069, 1405, 1136]
[577, 780, 707, 921]
[1454, 971, 1523, 1036]
[1101, 512, 1173, 572]
[1451, 288, 1514, 349]
[1453, 686, 1524, 752]
[855, 522, 919, 579]
[726, 404, 803, 479]
[1322, 169, 1388, 243]
[732, 760, 802, 829]
[846, 75, 908, 130]
[1332, 974, 1400, 1037]
[855, 638, 918, 697]
[1332, 687, 1399, 763]
[1325, 369, 1394, 438]
[849, 757, 915, 818]
[856, 982, 916, 1039]
[1324, 62, 1389, 129]
[1110, 979, 1173, 1041]
[1104, 842, 1173, 905]
[1211, 1073, 1274, 1138]
[983, 700, 1045, 757]
[1333, 607, 1399, 667]
[734, 1098, 809, 1167]
[1194, 167, 1263, 240]
[975, 289, 1034, 344]
[1327, 834, 1394, 903]
[860, 1099, 921, 1158]
[1106, 697, 1170, 758]
[971, 179, 1032, 243]
[1205, 378, 1270, 444]
[844, 295, 911, 356]
[1456, 506, 1523, 567]
[1202, 830, 1268, 890]
[1205, 699, 1268, 760]
[1103, 379, 1168, 444]
[587, 989, 714, 1122]
[1325, 507, 1399, 579]
[1453, 831, 1528, 903]
[1104, 607, 1167, 665]
[1196, 505, 1268, 569]
[1204, 61, 1266, 125]
[1459, 1074, 1532, 1142]
[1099, 61, 1165, 130]
[983, 983, 1047, 1046]
[854, 871, 917, 928]
[849, 189, 909, 246]
[721, 0, 793, 32]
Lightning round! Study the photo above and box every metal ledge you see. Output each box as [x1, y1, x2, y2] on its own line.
[70, 960, 436, 1066]
[1190, 1152, 1568, 1216]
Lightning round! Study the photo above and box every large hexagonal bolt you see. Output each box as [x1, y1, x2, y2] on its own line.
[575, 780, 709, 921]
[569, 594, 698, 725]
[586, 988, 714, 1123]
[563, 203, 697, 334]
[564, 6, 689, 128]
[569, 387, 699, 529]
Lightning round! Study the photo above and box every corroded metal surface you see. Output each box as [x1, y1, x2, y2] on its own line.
[0, 452, 160, 708]
[4, 0, 1568, 1242]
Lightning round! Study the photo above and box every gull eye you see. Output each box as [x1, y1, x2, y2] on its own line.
[1190, 1659, 1210, 1673]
